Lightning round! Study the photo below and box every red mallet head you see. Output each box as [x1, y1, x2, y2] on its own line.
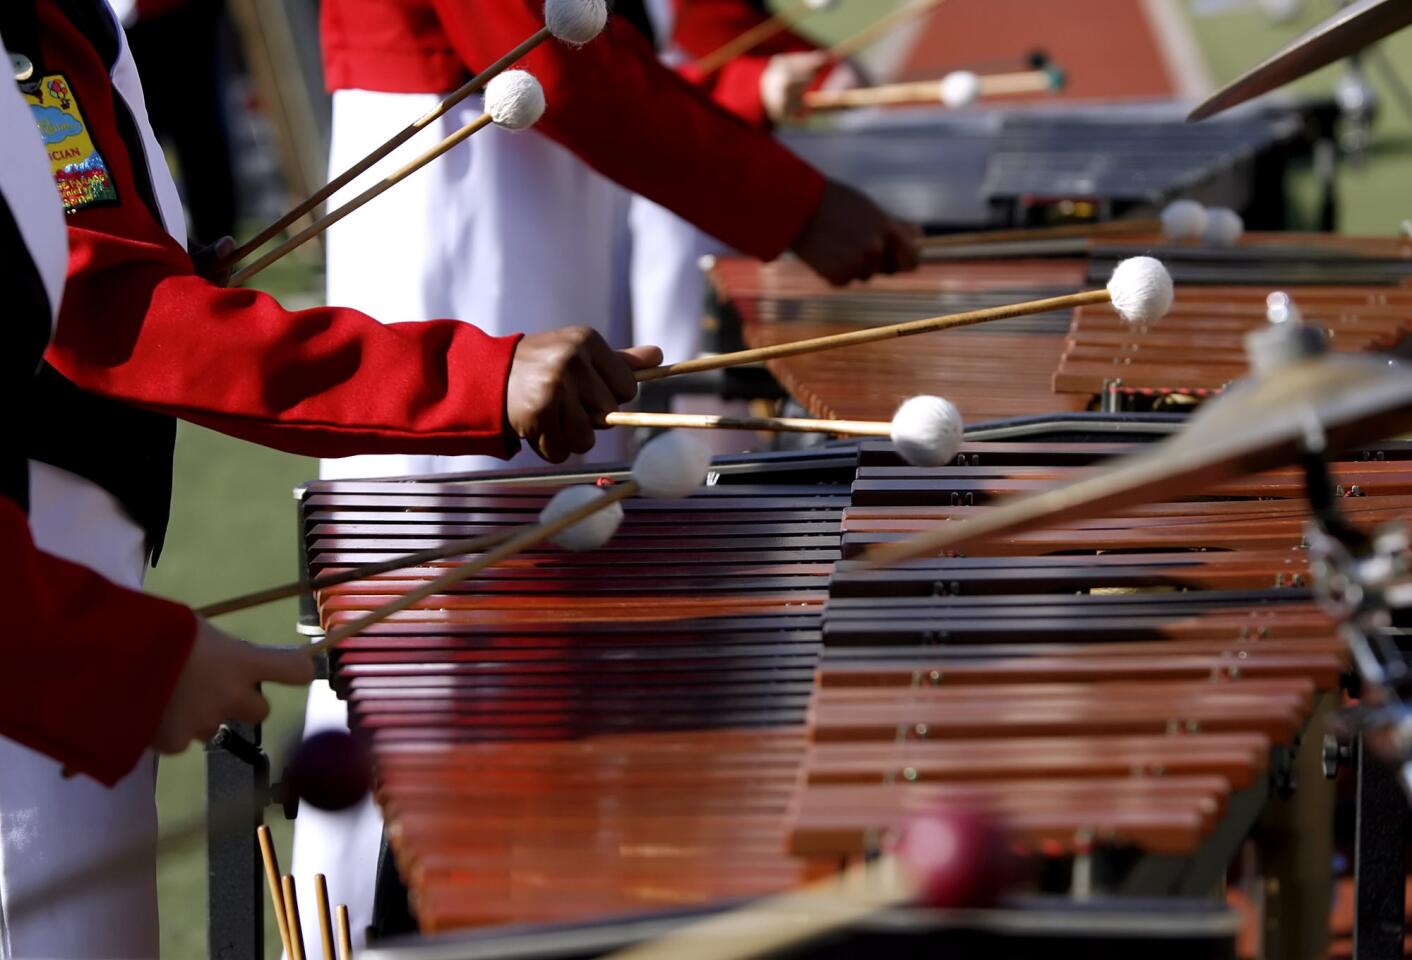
[891, 804, 1013, 909]
[282, 730, 374, 812]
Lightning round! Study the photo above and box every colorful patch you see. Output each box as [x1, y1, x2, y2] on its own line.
[21, 73, 118, 214]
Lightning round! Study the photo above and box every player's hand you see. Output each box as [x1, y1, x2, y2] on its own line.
[760, 51, 832, 122]
[790, 179, 921, 286]
[819, 57, 870, 93]
[190, 235, 237, 287]
[153, 619, 315, 753]
[506, 327, 663, 463]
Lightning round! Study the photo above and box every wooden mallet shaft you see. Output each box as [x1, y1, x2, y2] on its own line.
[692, 0, 813, 76]
[257, 826, 294, 960]
[196, 527, 517, 618]
[635, 288, 1112, 382]
[305, 481, 640, 657]
[227, 26, 550, 267]
[978, 68, 1060, 96]
[827, 0, 947, 61]
[336, 905, 354, 960]
[231, 112, 495, 285]
[606, 855, 910, 960]
[315, 874, 337, 960]
[283, 875, 308, 960]
[805, 69, 1056, 110]
[601, 410, 891, 437]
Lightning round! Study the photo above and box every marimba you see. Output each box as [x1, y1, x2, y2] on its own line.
[779, 99, 1329, 230]
[308, 433, 1412, 959]
[296, 239, 1412, 959]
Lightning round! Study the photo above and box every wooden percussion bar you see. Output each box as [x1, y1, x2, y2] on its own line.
[712, 236, 1412, 426]
[783, 440, 1359, 875]
[305, 464, 846, 930]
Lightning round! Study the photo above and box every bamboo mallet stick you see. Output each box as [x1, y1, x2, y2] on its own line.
[978, 68, 1060, 97]
[635, 289, 1110, 382]
[283, 875, 308, 960]
[826, 0, 947, 62]
[601, 410, 891, 437]
[606, 855, 904, 960]
[691, 0, 813, 76]
[230, 112, 497, 285]
[315, 874, 337, 960]
[225, 27, 550, 269]
[636, 257, 1172, 383]
[335, 905, 354, 960]
[196, 527, 517, 618]
[256, 826, 294, 960]
[805, 69, 1056, 110]
[303, 481, 641, 657]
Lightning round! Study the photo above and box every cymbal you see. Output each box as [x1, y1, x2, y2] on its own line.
[865, 348, 1412, 567]
[1188, 0, 1412, 122]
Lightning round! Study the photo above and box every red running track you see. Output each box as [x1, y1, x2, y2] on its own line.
[897, 0, 1180, 100]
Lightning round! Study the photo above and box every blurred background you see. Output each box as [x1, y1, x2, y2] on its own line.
[137, 0, 1412, 954]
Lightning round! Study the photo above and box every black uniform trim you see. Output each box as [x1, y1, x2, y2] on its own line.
[609, 0, 656, 49]
[9, 0, 178, 561]
[0, 189, 54, 514]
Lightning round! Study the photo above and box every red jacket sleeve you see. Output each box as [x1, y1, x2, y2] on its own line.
[673, 1, 834, 129]
[428, 0, 826, 258]
[673, 0, 819, 57]
[47, 225, 522, 459]
[0, 498, 196, 786]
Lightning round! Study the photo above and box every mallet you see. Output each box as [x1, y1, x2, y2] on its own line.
[601, 395, 964, 467]
[231, 71, 547, 285]
[636, 257, 1175, 383]
[224, 0, 607, 271]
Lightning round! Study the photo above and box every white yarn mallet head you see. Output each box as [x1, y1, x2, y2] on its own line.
[631, 431, 714, 499]
[890, 396, 964, 467]
[1160, 199, 1207, 241]
[939, 71, 981, 109]
[803, 0, 841, 9]
[544, 0, 608, 45]
[1106, 256, 1174, 327]
[1202, 207, 1245, 247]
[485, 71, 546, 130]
[541, 484, 625, 551]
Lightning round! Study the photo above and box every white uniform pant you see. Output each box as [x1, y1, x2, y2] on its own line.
[0, 464, 155, 959]
[296, 88, 635, 949]
[626, 194, 722, 366]
[626, 195, 759, 456]
[319, 88, 632, 482]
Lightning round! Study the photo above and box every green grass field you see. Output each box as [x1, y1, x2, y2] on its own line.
[147, 5, 1412, 956]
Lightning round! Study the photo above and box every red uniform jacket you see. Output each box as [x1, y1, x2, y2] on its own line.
[1, 500, 196, 785]
[2, 0, 537, 784]
[42, 3, 522, 460]
[3, 2, 197, 785]
[672, 0, 827, 129]
[319, 0, 827, 258]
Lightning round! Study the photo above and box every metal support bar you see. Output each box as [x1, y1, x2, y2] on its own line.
[206, 721, 269, 960]
[1353, 733, 1409, 959]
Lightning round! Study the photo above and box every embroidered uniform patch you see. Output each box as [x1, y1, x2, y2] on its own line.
[22, 73, 118, 214]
